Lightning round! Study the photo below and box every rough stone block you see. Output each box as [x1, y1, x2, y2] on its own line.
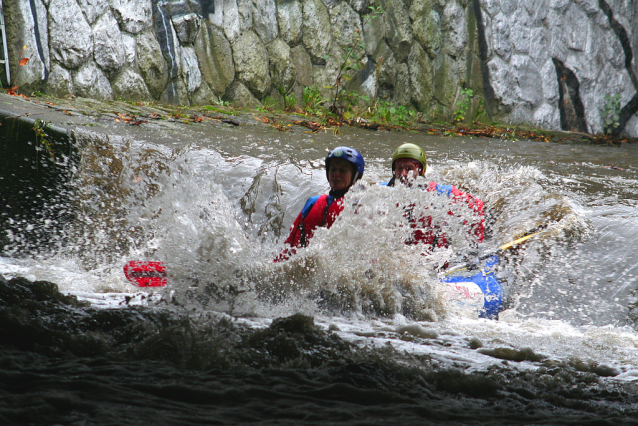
[49, 0, 93, 69]
[232, 30, 271, 99]
[111, 0, 153, 34]
[92, 10, 126, 76]
[302, 0, 332, 64]
[73, 61, 113, 101]
[194, 22, 235, 97]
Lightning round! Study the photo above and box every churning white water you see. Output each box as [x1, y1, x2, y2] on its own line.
[2, 125, 638, 424]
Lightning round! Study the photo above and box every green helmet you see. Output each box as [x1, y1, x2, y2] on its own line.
[392, 143, 427, 176]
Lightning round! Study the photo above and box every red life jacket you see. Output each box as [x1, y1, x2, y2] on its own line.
[276, 194, 344, 261]
[381, 179, 484, 249]
[409, 181, 484, 249]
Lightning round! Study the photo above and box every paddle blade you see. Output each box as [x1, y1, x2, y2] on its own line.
[124, 261, 167, 287]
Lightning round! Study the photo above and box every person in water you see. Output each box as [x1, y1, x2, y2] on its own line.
[383, 143, 484, 250]
[276, 146, 365, 261]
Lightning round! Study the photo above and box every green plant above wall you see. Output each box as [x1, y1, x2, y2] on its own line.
[453, 88, 474, 123]
[327, 5, 384, 118]
[601, 93, 621, 135]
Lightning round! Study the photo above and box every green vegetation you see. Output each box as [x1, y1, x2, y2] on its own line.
[368, 101, 417, 126]
[259, 95, 276, 112]
[6, 76, 632, 149]
[203, 105, 237, 115]
[302, 86, 325, 115]
[33, 119, 54, 159]
[327, 5, 383, 117]
[473, 97, 486, 123]
[279, 86, 297, 111]
[601, 93, 621, 135]
[453, 88, 474, 123]
[210, 97, 231, 107]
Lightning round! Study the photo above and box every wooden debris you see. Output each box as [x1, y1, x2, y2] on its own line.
[292, 120, 325, 132]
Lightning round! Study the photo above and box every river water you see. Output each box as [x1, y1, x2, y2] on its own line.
[1, 121, 638, 425]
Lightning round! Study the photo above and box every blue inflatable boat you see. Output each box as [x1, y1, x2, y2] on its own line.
[440, 255, 503, 319]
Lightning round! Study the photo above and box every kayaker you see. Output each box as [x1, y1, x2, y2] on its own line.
[276, 146, 365, 261]
[383, 143, 485, 250]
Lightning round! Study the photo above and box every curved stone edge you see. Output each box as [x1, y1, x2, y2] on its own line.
[0, 99, 78, 254]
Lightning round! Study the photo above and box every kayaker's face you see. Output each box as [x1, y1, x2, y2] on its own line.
[328, 158, 355, 192]
[394, 158, 422, 185]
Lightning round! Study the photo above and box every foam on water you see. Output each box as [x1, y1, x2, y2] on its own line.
[2, 131, 638, 389]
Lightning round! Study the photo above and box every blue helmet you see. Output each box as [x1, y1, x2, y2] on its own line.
[325, 146, 365, 182]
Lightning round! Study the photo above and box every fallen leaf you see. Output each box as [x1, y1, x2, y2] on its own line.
[270, 121, 289, 132]
[6, 86, 29, 98]
[292, 120, 324, 132]
[19, 58, 29, 66]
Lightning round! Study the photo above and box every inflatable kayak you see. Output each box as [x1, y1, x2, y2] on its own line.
[124, 256, 505, 320]
[440, 255, 503, 319]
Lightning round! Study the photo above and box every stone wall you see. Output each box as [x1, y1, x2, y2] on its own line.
[479, 0, 638, 137]
[3, 0, 637, 137]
